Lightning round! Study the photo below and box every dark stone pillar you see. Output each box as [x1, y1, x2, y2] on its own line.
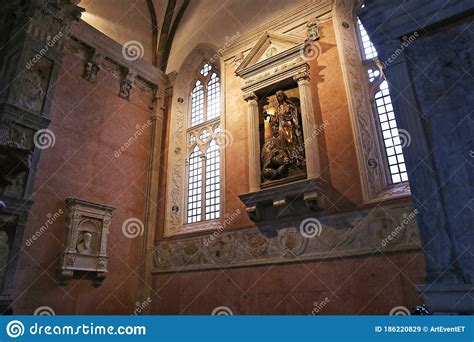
[359, 0, 473, 313]
[0, 0, 82, 313]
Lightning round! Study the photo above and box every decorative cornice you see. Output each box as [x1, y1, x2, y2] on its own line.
[235, 31, 304, 74]
[243, 92, 258, 102]
[69, 20, 169, 87]
[221, 0, 333, 60]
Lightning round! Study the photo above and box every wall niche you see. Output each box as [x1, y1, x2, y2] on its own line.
[58, 198, 114, 287]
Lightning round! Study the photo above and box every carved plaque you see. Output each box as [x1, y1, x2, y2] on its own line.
[58, 198, 114, 287]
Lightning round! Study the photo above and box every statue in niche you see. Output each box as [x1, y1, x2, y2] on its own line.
[261, 90, 305, 181]
[76, 231, 93, 255]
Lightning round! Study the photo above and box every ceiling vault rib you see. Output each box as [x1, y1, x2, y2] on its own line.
[161, 0, 190, 72]
[146, 0, 159, 65]
[156, 0, 177, 71]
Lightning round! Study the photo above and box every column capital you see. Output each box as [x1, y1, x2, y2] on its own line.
[294, 71, 311, 83]
[243, 92, 258, 102]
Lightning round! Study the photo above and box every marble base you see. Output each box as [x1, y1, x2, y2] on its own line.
[239, 178, 327, 224]
[417, 284, 474, 314]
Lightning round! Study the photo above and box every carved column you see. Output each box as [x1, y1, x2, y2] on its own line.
[359, 0, 474, 314]
[0, 0, 82, 313]
[244, 92, 261, 192]
[294, 71, 321, 179]
[137, 87, 166, 312]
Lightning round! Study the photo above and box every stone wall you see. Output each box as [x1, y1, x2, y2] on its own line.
[12, 27, 156, 314]
[359, 0, 473, 313]
[152, 7, 425, 314]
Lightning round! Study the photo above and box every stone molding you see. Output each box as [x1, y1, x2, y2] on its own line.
[221, 0, 333, 60]
[69, 20, 168, 87]
[153, 201, 420, 273]
[163, 45, 227, 237]
[333, 0, 410, 203]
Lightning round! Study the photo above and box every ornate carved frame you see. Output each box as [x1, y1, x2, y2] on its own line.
[164, 45, 226, 237]
[58, 198, 114, 287]
[333, 0, 411, 203]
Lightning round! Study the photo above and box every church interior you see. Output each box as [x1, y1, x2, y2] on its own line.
[0, 0, 472, 315]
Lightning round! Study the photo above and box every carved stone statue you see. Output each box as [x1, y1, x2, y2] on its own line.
[76, 231, 93, 254]
[261, 90, 305, 180]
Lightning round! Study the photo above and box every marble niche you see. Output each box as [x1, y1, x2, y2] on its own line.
[236, 28, 329, 225]
[58, 198, 114, 287]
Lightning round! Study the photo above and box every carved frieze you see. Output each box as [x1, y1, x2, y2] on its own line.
[12, 56, 53, 114]
[153, 202, 421, 273]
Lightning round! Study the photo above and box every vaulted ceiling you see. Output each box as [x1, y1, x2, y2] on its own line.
[78, 0, 307, 73]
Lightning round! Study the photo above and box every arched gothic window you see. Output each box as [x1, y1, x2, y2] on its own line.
[356, 19, 408, 184]
[186, 63, 221, 223]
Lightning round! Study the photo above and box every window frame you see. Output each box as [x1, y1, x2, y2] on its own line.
[356, 17, 409, 186]
[184, 62, 223, 225]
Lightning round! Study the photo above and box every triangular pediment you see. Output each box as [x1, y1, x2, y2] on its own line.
[235, 31, 304, 74]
